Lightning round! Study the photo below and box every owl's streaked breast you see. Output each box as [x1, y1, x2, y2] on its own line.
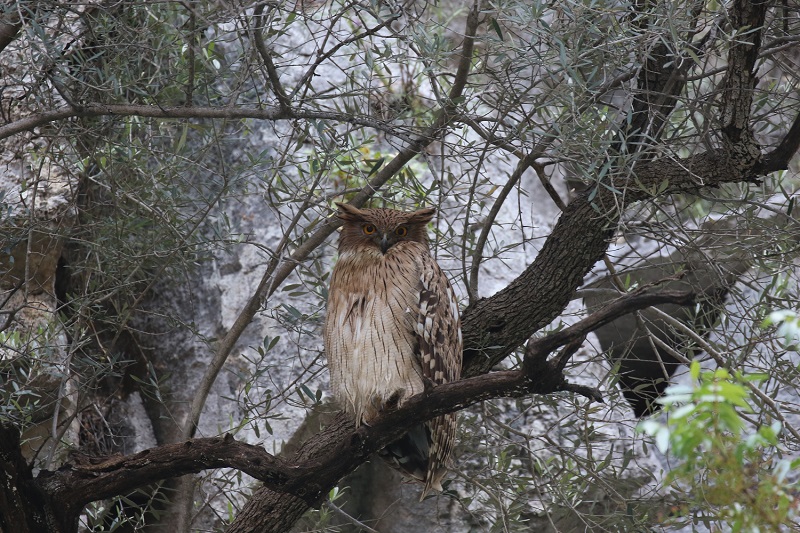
[324, 243, 426, 424]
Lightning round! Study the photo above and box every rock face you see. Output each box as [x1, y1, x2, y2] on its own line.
[584, 215, 797, 417]
[0, 133, 78, 468]
[583, 239, 741, 417]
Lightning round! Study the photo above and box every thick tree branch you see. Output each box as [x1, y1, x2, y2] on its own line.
[461, 141, 765, 379]
[719, 0, 767, 166]
[40, 436, 295, 519]
[459, 0, 774, 384]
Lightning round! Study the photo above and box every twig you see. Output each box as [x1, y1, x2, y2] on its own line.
[325, 501, 381, 533]
[252, 4, 291, 111]
[558, 382, 604, 403]
[287, 9, 402, 103]
[468, 151, 538, 298]
[0, 104, 403, 142]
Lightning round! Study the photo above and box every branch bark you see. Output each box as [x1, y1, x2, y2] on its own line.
[39, 436, 295, 519]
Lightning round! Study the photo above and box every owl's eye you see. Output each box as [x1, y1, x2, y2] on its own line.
[363, 224, 376, 235]
[395, 226, 408, 237]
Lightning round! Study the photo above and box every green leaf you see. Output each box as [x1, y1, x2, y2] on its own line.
[654, 426, 670, 453]
[689, 360, 701, 380]
[301, 384, 315, 402]
[670, 404, 696, 420]
[490, 18, 504, 41]
[366, 157, 385, 178]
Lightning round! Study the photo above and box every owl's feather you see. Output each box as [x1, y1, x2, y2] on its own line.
[324, 204, 462, 499]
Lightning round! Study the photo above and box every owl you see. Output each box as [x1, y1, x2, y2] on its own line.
[324, 203, 462, 498]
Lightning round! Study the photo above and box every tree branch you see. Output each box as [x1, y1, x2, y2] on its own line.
[42, 436, 296, 518]
[719, 0, 767, 166]
[252, 3, 291, 111]
[525, 289, 696, 362]
[757, 110, 800, 173]
[461, 145, 764, 378]
[0, 104, 400, 142]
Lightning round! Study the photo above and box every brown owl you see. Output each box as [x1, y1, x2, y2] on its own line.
[324, 203, 462, 498]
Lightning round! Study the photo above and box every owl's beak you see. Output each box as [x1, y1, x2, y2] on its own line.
[379, 234, 390, 254]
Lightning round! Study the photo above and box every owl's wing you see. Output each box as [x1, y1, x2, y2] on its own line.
[414, 253, 462, 498]
[415, 254, 462, 386]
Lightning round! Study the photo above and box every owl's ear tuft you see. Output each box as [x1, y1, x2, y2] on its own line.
[407, 207, 436, 224]
[335, 202, 366, 222]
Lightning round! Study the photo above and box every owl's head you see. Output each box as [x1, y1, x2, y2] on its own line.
[335, 203, 435, 255]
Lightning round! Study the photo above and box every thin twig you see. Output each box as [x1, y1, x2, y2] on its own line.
[468, 152, 538, 297]
[252, 4, 291, 111]
[325, 501, 381, 533]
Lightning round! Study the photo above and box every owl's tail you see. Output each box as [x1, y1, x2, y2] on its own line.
[378, 422, 447, 501]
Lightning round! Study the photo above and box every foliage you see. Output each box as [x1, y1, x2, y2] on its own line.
[639, 361, 800, 532]
[764, 309, 800, 349]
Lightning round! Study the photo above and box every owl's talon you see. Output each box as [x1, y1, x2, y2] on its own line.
[384, 390, 403, 411]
